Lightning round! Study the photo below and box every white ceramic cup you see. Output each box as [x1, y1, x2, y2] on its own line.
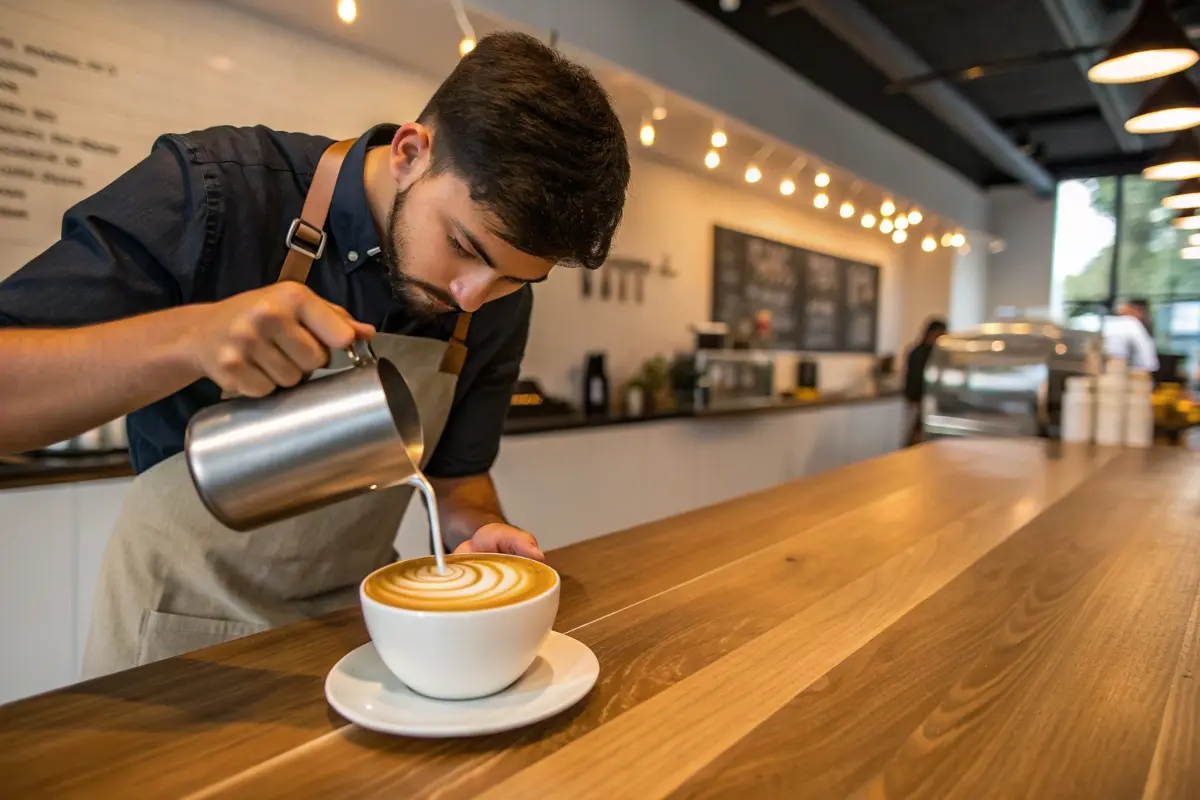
[360, 558, 561, 700]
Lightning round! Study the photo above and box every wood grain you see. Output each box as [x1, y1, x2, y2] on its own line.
[1, 440, 1196, 799]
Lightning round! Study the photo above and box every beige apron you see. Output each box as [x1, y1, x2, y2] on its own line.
[81, 140, 472, 678]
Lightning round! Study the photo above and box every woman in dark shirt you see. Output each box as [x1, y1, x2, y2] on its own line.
[905, 318, 947, 446]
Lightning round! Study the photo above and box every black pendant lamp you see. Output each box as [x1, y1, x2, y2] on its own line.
[1089, 0, 1198, 84]
[1171, 208, 1200, 229]
[1144, 131, 1200, 181]
[1163, 177, 1200, 209]
[1126, 75, 1200, 134]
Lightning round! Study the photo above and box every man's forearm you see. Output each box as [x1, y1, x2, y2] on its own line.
[428, 473, 507, 551]
[0, 307, 206, 454]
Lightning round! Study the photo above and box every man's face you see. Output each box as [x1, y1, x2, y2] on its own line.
[381, 170, 554, 319]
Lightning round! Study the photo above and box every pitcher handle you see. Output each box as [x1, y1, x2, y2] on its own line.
[345, 339, 378, 367]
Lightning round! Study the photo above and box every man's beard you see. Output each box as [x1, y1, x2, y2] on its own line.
[381, 188, 462, 321]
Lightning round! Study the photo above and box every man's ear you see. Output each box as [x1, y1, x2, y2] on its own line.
[390, 122, 432, 189]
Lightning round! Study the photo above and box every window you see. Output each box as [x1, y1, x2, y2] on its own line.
[1053, 174, 1200, 383]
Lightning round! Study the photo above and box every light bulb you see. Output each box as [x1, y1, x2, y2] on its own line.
[639, 122, 655, 147]
[879, 218, 894, 234]
[652, 105, 668, 121]
[711, 129, 727, 148]
[1173, 212, 1200, 229]
[1164, 178, 1200, 209]
[908, 209, 923, 225]
[881, 198, 896, 216]
[894, 216, 909, 230]
[950, 232, 966, 248]
[459, 37, 476, 56]
[861, 212, 876, 228]
[814, 192, 830, 209]
[745, 164, 762, 183]
[1183, 246, 1200, 259]
[921, 235, 936, 252]
[705, 149, 720, 169]
[839, 201, 855, 218]
[1190, 233, 1200, 246]
[337, 0, 357, 23]
[814, 171, 831, 188]
[892, 229, 908, 244]
[941, 232, 954, 247]
[779, 178, 796, 196]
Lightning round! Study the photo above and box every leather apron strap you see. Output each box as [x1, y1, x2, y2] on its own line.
[280, 138, 472, 376]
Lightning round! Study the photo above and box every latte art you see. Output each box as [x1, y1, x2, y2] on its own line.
[364, 553, 557, 612]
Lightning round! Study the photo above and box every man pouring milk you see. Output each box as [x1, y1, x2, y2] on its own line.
[0, 33, 631, 677]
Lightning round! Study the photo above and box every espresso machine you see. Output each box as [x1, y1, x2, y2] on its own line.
[921, 320, 1103, 440]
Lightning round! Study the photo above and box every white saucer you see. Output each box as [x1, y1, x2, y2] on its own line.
[324, 631, 599, 737]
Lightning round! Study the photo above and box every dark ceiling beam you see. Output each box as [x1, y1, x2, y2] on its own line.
[995, 105, 1104, 130]
[786, 0, 1056, 195]
[1037, 0, 1145, 154]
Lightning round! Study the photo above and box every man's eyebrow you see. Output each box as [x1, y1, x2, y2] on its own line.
[450, 217, 551, 284]
[450, 218, 495, 268]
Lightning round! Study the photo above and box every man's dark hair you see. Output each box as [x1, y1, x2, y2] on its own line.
[417, 31, 630, 270]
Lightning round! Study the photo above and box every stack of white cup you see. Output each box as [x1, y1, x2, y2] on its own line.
[1124, 369, 1154, 448]
[1094, 359, 1127, 446]
[1060, 376, 1095, 443]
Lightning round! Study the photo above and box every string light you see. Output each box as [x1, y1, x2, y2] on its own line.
[711, 126, 727, 148]
[450, 0, 476, 57]
[892, 229, 908, 244]
[921, 235, 937, 252]
[814, 192, 830, 209]
[861, 212, 876, 228]
[652, 104, 668, 121]
[894, 216, 909, 230]
[839, 201, 855, 218]
[745, 164, 762, 183]
[941, 232, 954, 247]
[639, 120, 655, 147]
[337, 0, 357, 23]
[815, 171, 831, 188]
[1164, 178, 1200, 209]
[1189, 233, 1200, 246]
[908, 209, 923, 225]
[950, 231, 966, 248]
[881, 198, 896, 216]
[779, 178, 796, 196]
[705, 149, 721, 169]
[1183, 246, 1200, 259]
[879, 218, 894, 234]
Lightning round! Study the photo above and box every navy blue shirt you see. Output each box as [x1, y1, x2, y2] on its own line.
[0, 124, 531, 478]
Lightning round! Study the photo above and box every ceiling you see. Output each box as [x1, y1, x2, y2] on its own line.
[681, 0, 1200, 188]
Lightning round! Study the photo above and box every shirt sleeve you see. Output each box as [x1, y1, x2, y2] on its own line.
[0, 135, 212, 328]
[424, 289, 532, 479]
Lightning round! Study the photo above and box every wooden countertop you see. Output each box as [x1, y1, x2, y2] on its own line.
[1, 440, 1197, 798]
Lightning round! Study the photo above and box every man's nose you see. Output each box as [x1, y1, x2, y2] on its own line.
[449, 270, 491, 313]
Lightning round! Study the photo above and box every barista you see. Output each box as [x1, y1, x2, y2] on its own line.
[0, 33, 631, 676]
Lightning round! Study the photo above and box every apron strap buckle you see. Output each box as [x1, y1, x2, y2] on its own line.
[285, 217, 327, 260]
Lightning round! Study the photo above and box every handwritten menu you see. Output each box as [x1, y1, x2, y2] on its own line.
[0, 32, 122, 253]
[0, 0, 426, 281]
[711, 225, 879, 353]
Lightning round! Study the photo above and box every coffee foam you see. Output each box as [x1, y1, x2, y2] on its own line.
[364, 553, 556, 612]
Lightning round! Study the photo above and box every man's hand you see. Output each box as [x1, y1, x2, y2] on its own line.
[190, 282, 376, 398]
[453, 522, 545, 562]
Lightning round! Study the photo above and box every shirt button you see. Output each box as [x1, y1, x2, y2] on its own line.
[348, 250, 359, 262]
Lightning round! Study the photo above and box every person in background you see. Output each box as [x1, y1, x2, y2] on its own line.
[904, 317, 947, 446]
[1104, 298, 1159, 372]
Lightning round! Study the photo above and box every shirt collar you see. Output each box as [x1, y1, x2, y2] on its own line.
[327, 123, 398, 273]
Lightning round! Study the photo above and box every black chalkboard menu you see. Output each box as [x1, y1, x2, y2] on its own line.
[711, 226, 879, 353]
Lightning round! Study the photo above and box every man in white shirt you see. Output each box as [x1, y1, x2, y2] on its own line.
[1103, 299, 1159, 372]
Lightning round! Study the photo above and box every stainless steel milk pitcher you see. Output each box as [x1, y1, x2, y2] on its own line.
[185, 340, 425, 531]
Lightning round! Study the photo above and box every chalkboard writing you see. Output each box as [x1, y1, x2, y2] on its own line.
[710, 225, 879, 353]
